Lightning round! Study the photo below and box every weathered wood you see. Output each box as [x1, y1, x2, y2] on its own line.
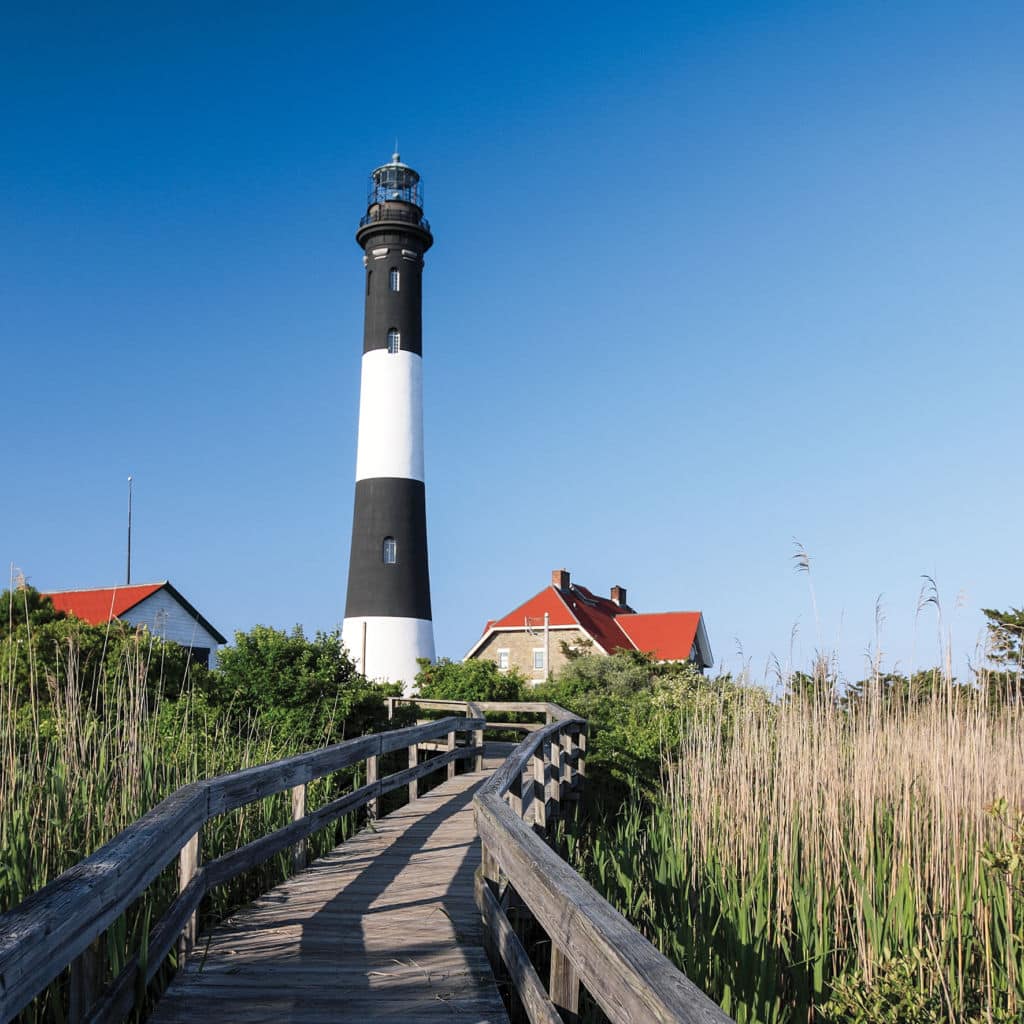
[507, 769, 522, 818]
[0, 782, 206, 1022]
[547, 736, 562, 824]
[532, 748, 547, 834]
[519, 760, 535, 825]
[290, 784, 307, 872]
[469, 702, 485, 772]
[488, 718, 585, 798]
[177, 831, 200, 962]
[151, 762, 510, 1024]
[68, 939, 102, 1024]
[474, 793, 734, 1024]
[0, 715, 485, 1023]
[481, 721, 543, 732]
[550, 945, 580, 1023]
[560, 732, 573, 799]
[408, 743, 419, 802]
[576, 727, 587, 783]
[447, 729, 457, 780]
[366, 753, 379, 818]
[475, 869, 562, 1024]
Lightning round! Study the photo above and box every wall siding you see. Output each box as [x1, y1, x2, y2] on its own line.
[121, 590, 222, 668]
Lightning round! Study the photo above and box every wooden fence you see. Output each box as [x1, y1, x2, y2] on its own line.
[2, 699, 733, 1024]
[0, 715, 482, 1023]
[394, 698, 735, 1023]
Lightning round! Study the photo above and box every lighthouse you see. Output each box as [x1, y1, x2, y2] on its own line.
[341, 153, 435, 691]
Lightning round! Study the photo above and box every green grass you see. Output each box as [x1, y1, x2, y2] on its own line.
[0, 628, 364, 1021]
[570, 685, 1024, 1023]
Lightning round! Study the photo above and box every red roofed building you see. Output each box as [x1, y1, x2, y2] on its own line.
[464, 569, 712, 684]
[43, 582, 226, 669]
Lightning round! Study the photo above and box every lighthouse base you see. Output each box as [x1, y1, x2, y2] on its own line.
[341, 615, 435, 695]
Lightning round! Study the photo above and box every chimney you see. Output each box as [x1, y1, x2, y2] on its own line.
[552, 568, 570, 591]
[610, 585, 627, 607]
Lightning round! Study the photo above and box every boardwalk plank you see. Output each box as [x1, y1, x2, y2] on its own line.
[150, 760, 510, 1024]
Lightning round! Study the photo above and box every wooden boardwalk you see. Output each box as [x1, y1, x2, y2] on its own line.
[150, 752, 512, 1024]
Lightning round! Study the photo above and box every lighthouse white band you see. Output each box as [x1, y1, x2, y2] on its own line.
[342, 615, 435, 695]
[354, 349, 424, 482]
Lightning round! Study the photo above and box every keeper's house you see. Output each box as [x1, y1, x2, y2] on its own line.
[43, 582, 226, 669]
[464, 568, 713, 685]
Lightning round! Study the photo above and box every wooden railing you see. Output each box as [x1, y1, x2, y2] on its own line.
[0, 714, 483, 1024]
[398, 698, 733, 1024]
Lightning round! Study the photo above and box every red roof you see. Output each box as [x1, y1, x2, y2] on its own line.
[42, 582, 227, 644]
[46, 584, 164, 623]
[490, 587, 578, 630]
[617, 612, 702, 662]
[470, 579, 709, 665]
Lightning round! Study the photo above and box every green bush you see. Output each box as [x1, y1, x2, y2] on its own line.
[415, 656, 527, 701]
[535, 650, 759, 799]
[210, 625, 399, 747]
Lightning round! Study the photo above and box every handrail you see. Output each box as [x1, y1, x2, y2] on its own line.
[0, 714, 483, 1023]
[466, 701, 734, 1024]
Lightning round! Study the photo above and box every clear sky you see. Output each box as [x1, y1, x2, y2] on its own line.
[3, 2, 1022, 687]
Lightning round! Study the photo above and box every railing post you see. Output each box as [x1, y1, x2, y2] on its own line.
[291, 783, 307, 872]
[68, 939, 102, 1023]
[178, 830, 200, 962]
[560, 729, 574, 800]
[507, 769, 522, 818]
[576, 726, 587, 785]
[447, 728, 457, 780]
[532, 745, 547, 834]
[474, 713, 484, 773]
[408, 742, 419, 802]
[519, 759, 535, 824]
[550, 944, 580, 1023]
[367, 752, 379, 818]
[547, 735, 562, 826]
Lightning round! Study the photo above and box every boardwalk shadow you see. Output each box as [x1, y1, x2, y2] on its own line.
[290, 773, 503, 1021]
[151, 768, 508, 1022]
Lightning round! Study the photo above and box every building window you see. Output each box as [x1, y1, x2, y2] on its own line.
[389, 268, 400, 291]
[382, 536, 397, 564]
[533, 649, 545, 671]
[387, 328, 400, 354]
[497, 649, 510, 670]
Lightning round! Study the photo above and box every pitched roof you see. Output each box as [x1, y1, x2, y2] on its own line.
[465, 579, 711, 666]
[46, 583, 165, 622]
[43, 582, 227, 644]
[617, 612, 703, 662]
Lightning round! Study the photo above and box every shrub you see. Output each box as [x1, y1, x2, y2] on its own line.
[415, 656, 527, 701]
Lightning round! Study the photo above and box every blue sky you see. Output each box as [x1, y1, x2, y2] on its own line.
[3, 2, 1022, 686]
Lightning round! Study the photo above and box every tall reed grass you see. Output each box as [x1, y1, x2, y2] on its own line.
[573, 681, 1024, 1023]
[1, 613, 362, 1020]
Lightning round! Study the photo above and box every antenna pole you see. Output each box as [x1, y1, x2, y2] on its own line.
[126, 475, 133, 585]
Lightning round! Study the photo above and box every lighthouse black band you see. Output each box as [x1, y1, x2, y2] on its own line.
[344, 477, 432, 620]
[360, 224, 429, 357]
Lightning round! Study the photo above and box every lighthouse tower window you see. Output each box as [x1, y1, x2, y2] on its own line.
[387, 328, 401, 354]
[382, 537, 397, 564]
[389, 268, 400, 292]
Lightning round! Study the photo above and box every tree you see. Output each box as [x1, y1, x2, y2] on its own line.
[0, 585, 65, 639]
[982, 607, 1024, 670]
[0, 585, 205, 712]
[211, 625, 397, 746]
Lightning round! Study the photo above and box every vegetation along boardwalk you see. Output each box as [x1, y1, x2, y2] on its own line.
[0, 700, 733, 1023]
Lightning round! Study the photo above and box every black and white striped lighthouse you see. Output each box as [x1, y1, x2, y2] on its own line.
[341, 153, 434, 690]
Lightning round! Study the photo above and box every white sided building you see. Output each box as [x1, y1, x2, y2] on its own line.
[44, 582, 227, 668]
